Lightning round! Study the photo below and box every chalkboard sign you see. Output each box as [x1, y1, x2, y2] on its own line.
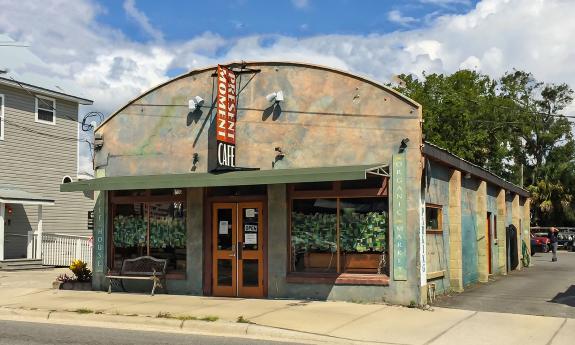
[392, 153, 408, 281]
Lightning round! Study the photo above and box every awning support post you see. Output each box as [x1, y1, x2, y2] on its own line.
[0, 202, 4, 261]
[36, 205, 43, 260]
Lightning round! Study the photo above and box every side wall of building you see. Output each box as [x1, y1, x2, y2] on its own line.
[0, 85, 94, 258]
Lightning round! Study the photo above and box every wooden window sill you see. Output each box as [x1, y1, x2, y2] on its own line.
[286, 273, 389, 286]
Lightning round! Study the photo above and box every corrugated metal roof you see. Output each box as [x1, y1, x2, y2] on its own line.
[61, 164, 388, 192]
[423, 141, 529, 198]
[0, 185, 55, 205]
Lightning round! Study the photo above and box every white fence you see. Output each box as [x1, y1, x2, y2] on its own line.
[41, 233, 93, 268]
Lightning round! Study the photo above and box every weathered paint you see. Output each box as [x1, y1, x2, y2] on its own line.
[448, 170, 463, 292]
[92, 62, 424, 305]
[487, 185, 499, 274]
[424, 161, 450, 293]
[461, 178, 479, 286]
[476, 181, 488, 283]
[496, 189, 507, 274]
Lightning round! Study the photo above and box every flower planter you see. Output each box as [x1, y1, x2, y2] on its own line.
[343, 253, 381, 273]
[53, 281, 92, 291]
[303, 252, 337, 270]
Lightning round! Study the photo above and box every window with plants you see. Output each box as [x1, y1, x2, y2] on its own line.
[111, 192, 187, 273]
[290, 197, 388, 275]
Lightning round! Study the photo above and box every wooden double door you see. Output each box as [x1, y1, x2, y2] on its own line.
[212, 202, 265, 298]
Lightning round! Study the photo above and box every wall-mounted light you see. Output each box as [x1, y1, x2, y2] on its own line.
[272, 147, 285, 168]
[399, 137, 410, 153]
[464, 172, 471, 179]
[266, 91, 284, 103]
[188, 96, 205, 110]
[94, 133, 104, 151]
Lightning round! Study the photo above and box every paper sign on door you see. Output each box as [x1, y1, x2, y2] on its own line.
[218, 221, 229, 234]
[245, 233, 257, 245]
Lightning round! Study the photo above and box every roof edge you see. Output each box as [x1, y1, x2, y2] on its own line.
[0, 77, 93, 105]
[96, 60, 422, 131]
[423, 141, 530, 198]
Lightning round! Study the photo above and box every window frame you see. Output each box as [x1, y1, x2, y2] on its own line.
[35, 95, 56, 125]
[425, 204, 443, 234]
[0, 94, 4, 140]
[287, 179, 390, 281]
[109, 189, 187, 276]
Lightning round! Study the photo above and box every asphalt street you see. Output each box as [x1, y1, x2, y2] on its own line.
[0, 320, 303, 345]
[435, 250, 575, 318]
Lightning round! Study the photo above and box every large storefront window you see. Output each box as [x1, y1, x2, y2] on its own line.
[111, 190, 186, 273]
[289, 179, 389, 276]
[291, 199, 337, 273]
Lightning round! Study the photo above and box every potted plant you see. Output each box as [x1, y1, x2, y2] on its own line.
[53, 259, 92, 290]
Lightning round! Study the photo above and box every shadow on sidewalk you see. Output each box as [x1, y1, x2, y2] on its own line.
[549, 285, 575, 307]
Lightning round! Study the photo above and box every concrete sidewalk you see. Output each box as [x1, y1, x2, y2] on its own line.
[0, 269, 572, 345]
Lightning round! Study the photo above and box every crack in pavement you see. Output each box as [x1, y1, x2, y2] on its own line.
[545, 318, 567, 345]
[423, 311, 479, 345]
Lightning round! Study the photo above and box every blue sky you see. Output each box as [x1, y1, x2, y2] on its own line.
[97, 0, 477, 43]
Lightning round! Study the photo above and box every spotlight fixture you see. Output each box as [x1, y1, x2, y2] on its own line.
[188, 96, 205, 110]
[265, 91, 284, 103]
[464, 172, 472, 179]
[399, 137, 410, 153]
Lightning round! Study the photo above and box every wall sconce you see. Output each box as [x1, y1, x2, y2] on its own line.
[464, 172, 471, 179]
[272, 147, 285, 168]
[266, 91, 284, 103]
[399, 137, 409, 153]
[94, 133, 104, 151]
[188, 96, 205, 110]
[191, 153, 199, 171]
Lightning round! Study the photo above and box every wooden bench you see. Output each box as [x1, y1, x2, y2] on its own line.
[106, 256, 167, 296]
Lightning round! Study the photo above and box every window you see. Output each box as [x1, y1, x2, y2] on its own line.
[289, 179, 389, 276]
[426, 205, 442, 233]
[35, 95, 55, 124]
[111, 189, 186, 273]
[0, 94, 4, 140]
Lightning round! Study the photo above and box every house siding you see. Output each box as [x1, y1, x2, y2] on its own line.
[0, 84, 93, 259]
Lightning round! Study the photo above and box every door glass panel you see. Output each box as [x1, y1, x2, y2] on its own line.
[242, 259, 259, 287]
[242, 207, 259, 251]
[217, 208, 233, 250]
[217, 259, 233, 286]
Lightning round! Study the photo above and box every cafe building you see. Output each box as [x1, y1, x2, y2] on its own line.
[62, 61, 531, 305]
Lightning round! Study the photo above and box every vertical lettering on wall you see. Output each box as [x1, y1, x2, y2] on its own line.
[392, 153, 408, 281]
[419, 189, 427, 287]
[93, 191, 106, 273]
[212, 65, 237, 171]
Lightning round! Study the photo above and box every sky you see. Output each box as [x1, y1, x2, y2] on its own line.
[0, 0, 573, 173]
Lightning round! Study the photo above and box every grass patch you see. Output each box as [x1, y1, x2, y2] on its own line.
[156, 312, 218, 322]
[74, 308, 94, 314]
[236, 316, 251, 324]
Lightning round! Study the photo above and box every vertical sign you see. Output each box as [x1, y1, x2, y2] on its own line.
[93, 184, 106, 273]
[419, 190, 427, 286]
[392, 153, 408, 281]
[211, 65, 237, 171]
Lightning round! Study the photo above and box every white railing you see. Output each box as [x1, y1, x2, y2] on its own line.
[41, 233, 93, 268]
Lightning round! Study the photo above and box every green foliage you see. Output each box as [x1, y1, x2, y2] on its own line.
[340, 210, 387, 253]
[113, 215, 186, 249]
[69, 259, 92, 282]
[291, 211, 388, 253]
[393, 69, 575, 226]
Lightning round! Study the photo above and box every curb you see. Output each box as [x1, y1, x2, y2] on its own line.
[0, 307, 358, 344]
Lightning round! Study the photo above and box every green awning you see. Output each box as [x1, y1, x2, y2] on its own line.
[60, 164, 389, 192]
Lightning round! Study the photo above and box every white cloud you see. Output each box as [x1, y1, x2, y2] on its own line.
[1, 0, 575, 172]
[123, 0, 163, 41]
[388, 10, 418, 26]
[291, 0, 309, 9]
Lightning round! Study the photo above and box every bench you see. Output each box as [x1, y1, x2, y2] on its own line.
[106, 256, 167, 296]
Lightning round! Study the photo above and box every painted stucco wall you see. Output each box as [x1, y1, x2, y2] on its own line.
[95, 62, 421, 176]
[461, 178, 479, 286]
[424, 161, 450, 293]
[487, 185, 499, 274]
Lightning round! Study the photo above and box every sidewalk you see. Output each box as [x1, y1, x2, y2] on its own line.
[0, 269, 572, 345]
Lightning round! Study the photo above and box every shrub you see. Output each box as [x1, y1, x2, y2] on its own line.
[69, 259, 92, 282]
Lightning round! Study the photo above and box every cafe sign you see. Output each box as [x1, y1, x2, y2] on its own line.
[210, 65, 237, 171]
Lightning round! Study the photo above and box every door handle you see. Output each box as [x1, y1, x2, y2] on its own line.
[238, 242, 243, 260]
[229, 244, 236, 257]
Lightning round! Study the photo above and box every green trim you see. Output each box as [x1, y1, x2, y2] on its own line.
[61, 164, 387, 192]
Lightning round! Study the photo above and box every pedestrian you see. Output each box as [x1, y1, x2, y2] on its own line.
[548, 227, 559, 262]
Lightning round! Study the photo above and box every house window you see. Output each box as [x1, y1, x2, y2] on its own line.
[111, 189, 187, 273]
[35, 95, 56, 124]
[289, 179, 389, 276]
[0, 94, 4, 140]
[426, 205, 442, 233]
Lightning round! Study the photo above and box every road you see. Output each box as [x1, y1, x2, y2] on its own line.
[0, 320, 302, 345]
[435, 250, 575, 318]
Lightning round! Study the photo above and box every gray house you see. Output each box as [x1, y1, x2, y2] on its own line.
[0, 76, 95, 267]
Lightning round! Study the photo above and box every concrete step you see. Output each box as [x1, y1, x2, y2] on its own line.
[0, 259, 52, 271]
